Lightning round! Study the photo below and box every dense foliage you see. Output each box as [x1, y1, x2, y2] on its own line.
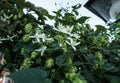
[0, 0, 120, 83]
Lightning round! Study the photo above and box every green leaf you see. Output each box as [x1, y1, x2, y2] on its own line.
[73, 9, 79, 16]
[105, 75, 120, 83]
[77, 16, 90, 24]
[13, 41, 23, 52]
[83, 69, 99, 83]
[23, 43, 35, 53]
[72, 4, 81, 9]
[36, 7, 49, 15]
[10, 68, 51, 83]
[56, 53, 74, 66]
[65, 13, 74, 17]
[1, 1, 12, 9]
[47, 15, 55, 19]
[24, 1, 35, 9]
[95, 25, 106, 33]
[4, 48, 12, 63]
[14, 0, 25, 8]
[53, 9, 62, 16]
[56, 55, 66, 66]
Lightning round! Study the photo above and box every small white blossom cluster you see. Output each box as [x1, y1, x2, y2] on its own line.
[29, 23, 81, 56]
[29, 33, 53, 56]
[54, 23, 81, 51]
[30, 33, 53, 43]
[66, 37, 80, 51]
[53, 23, 80, 39]
[53, 23, 73, 35]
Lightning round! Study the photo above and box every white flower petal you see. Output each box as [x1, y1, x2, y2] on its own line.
[74, 42, 80, 46]
[0, 41, 2, 43]
[66, 37, 80, 51]
[6, 35, 13, 41]
[72, 46, 76, 51]
[30, 33, 52, 43]
[35, 46, 47, 56]
[66, 41, 70, 45]
[54, 24, 74, 35]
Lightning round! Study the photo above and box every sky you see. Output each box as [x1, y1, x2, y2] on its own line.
[26, 0, 106, 29]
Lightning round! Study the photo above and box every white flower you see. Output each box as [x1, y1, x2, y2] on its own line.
[69, 33, 80, 39]
[53, 23, 73, 35]
[66, 37, 80, 51]
[0, 35, 15, 43]
[53, 24, 81, 39]
[30, 33, 41, 43]
[39, 33, 52, 42]
[35, 46, 47, 56]
[6, 35, 14, 41]
[66, 25, 73, 33]
[30, 33, 52, 43]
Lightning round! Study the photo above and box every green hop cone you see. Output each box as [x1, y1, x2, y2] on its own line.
[22, 34, 30, 42]
[74, 24, 79, 31]
[20, 48, 27, 55]
[13, 15, 18, 20]
[45, 58, 54, 68]
[46, 40, 53, 45]
[35, 27, 41, 33]
[24, 23, 33, 33]
[18, 12, 23, 18]
[30, 51, 39, 59]
[54, 35, 63, 41]
[65, 73, 85, 83]
[100, 37, 109, 46]
[95, 52, 102, 61]
[67, 66, 77, 73]
[22, 58, 31, 69]
[65, 57, 72, 64]
[65, 73, 78, 80]
[72, 79, 87, 83]
[62, 43, 67, 53]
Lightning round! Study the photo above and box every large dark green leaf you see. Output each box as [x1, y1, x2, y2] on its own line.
[82, 69, 100, 83]
[10, 68, 51, 83]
